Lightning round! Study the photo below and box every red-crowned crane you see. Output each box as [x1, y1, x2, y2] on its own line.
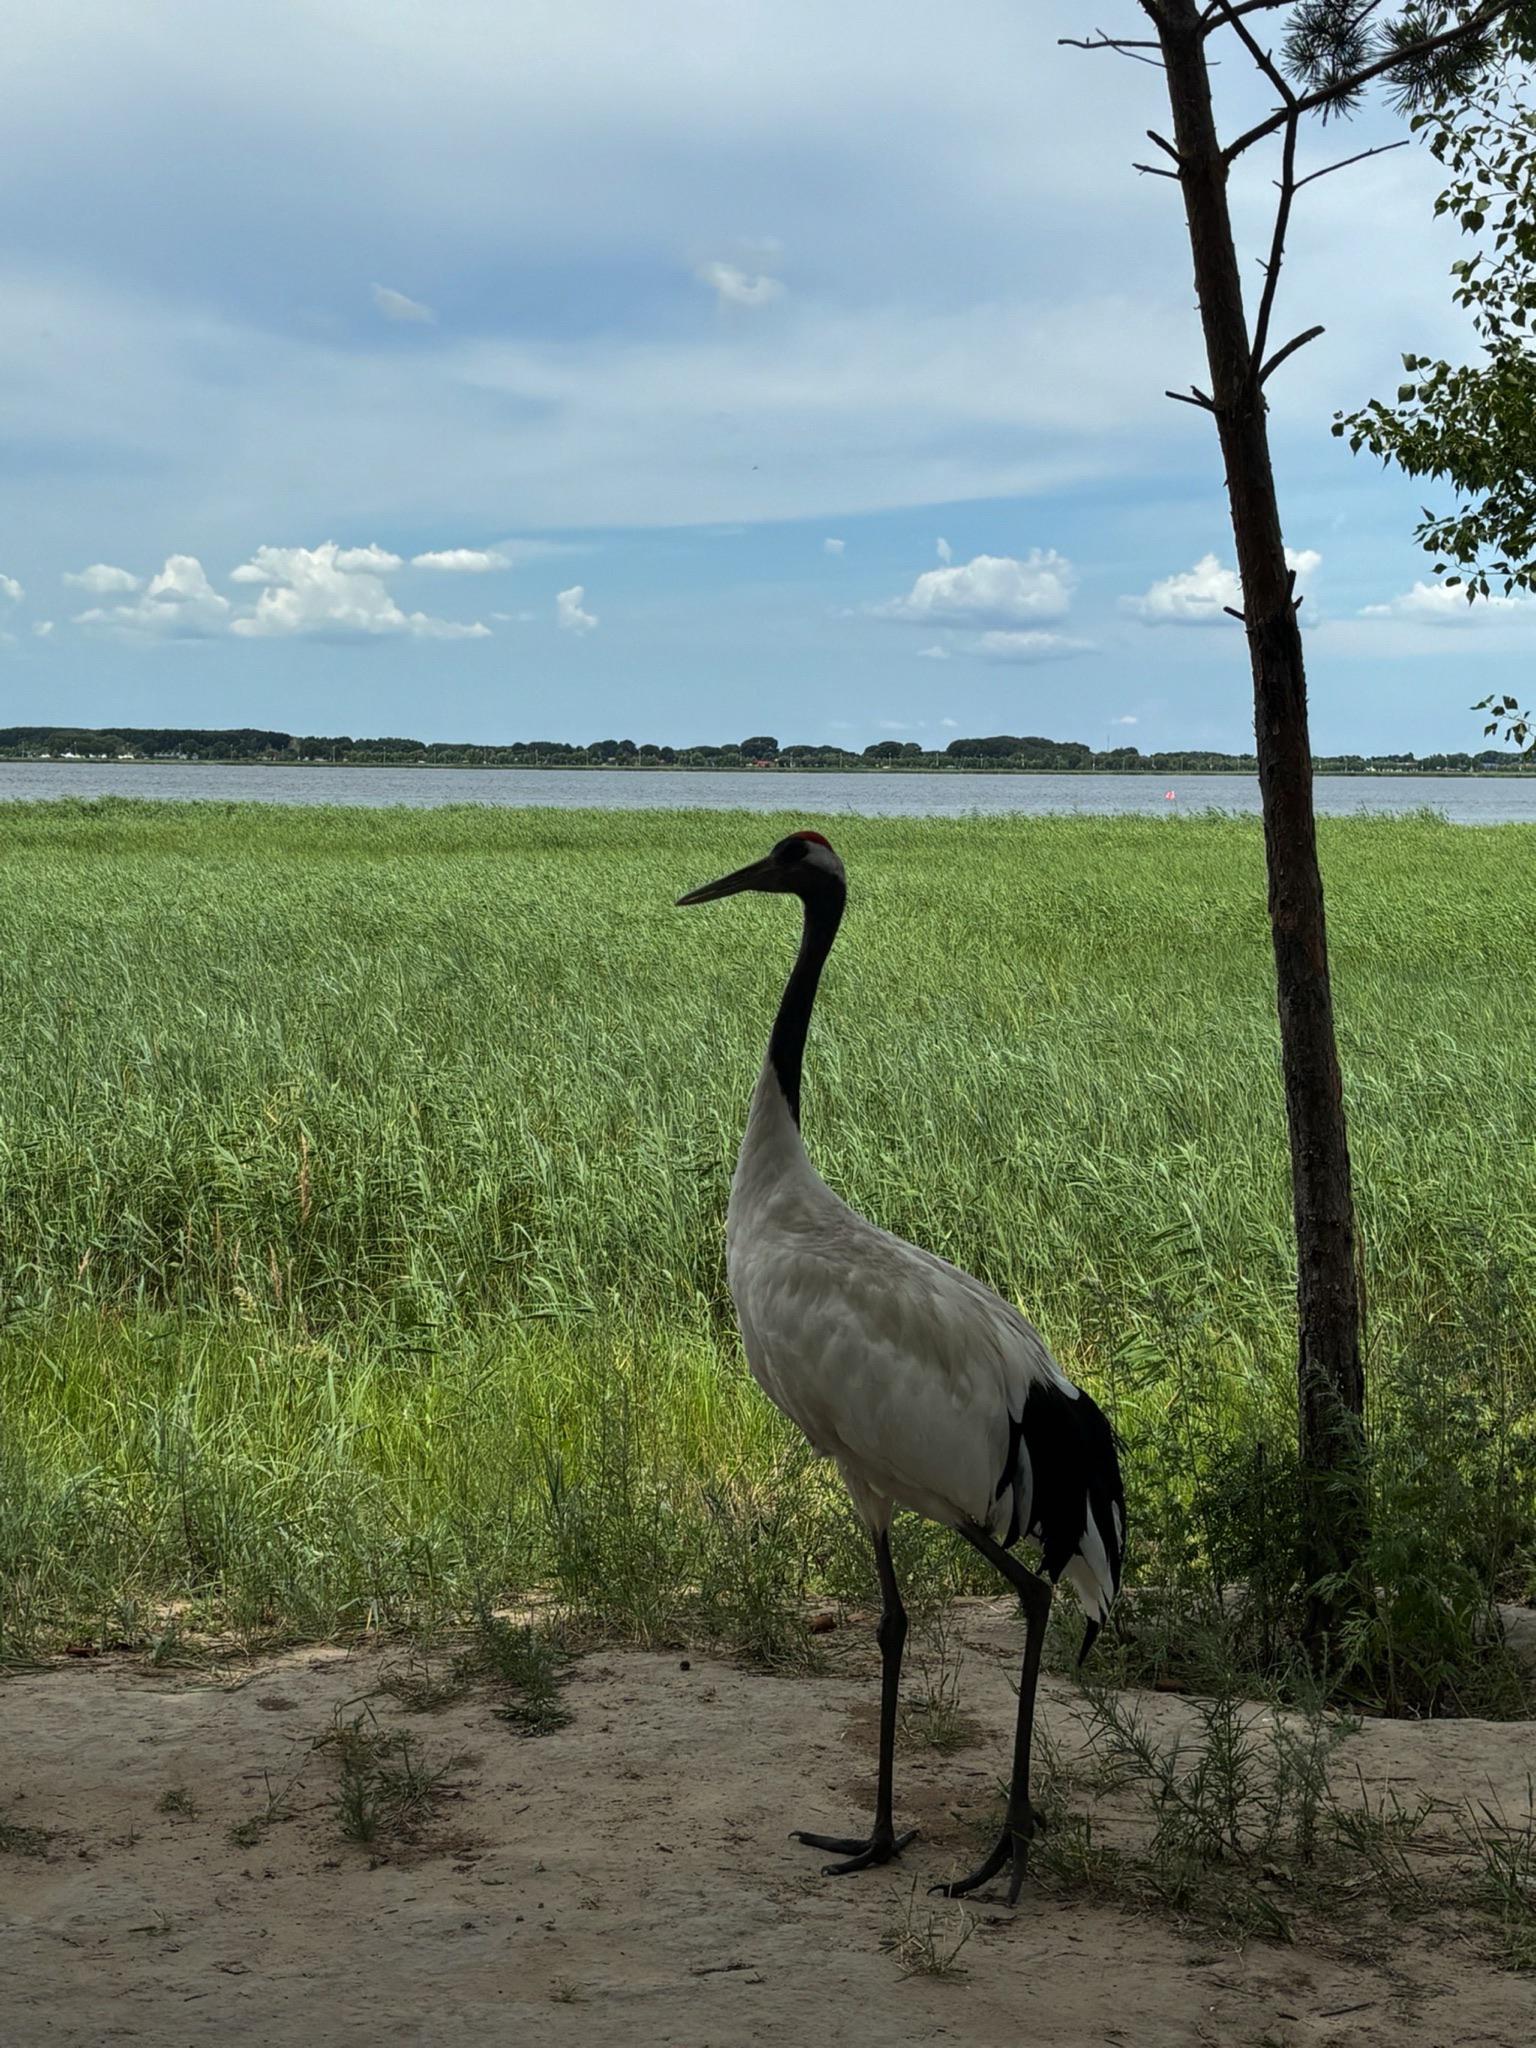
[677, 829, 1124, 1904]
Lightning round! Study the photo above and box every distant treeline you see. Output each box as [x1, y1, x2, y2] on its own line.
[0, 726, 1523, 774]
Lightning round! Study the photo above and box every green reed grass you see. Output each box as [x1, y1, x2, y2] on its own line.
[1, 799, 1532, 1684]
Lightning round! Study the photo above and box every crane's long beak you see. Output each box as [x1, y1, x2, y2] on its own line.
[676, 855, 778, 906]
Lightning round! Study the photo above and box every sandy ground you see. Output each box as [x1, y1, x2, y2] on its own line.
[3, 1603, 1533, 2048]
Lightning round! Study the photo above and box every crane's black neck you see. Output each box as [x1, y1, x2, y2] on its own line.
[767, 875, 845, 1127]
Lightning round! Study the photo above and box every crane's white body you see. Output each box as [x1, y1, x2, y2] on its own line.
[727, 1059, 1118, 1627]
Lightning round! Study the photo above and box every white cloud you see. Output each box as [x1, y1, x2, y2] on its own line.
[823, 537, 845, 555]
[371, 283, 436, 325]
[1112, 713, 1138, 725]
[411, 548, 508, 572]
[490, 609, 538, 622]
[876, 550, 1076, 628]
[412, 540, 577, 571]
[918, 644, 950, 661]
[33, 620, 53, 638]
[556, 584, 598, 633]
[973, 629, 1094, 663]
[940, 716, 959, 727]
[63, 562, 141, 593]
[1359, 579, 1532, 623]
[74, 553, 232, 638]
[696, 260, 784, 308]
[0, 573, 22, 602]
[1124, 547, 1320, 626]
[1122, 553, 1237, 626]
[231, 542, 403, 583]
[936, 537, 952, 564]
[228, 542, 488, 639]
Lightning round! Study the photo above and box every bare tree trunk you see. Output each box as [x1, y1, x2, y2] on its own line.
[1152, 0, 1367, 1641]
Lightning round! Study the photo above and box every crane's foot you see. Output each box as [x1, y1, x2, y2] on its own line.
[931, 1808, 1044, 1905]
[791, 1824, 918, 1878]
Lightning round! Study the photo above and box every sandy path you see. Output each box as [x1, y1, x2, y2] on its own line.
[3, 1604, 1532, 2048]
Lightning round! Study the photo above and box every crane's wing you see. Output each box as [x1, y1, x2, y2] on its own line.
[731, 1205, 1059, 1528]
[731, 1202, 1124, 1651]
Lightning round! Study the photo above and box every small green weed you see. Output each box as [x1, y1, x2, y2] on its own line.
[901, 1615, 978, 1755]
[690, 1463, 824, 1671]
[379, 1606, 576, 1736]
[225, 1763, 303, 1850]
[0, 1811, 54, 1857]
[492, 1693, 572, 1736]
[463, 1601, 576, 1737]
[1459, 1780, 1536, 1970]
[880, 1880, 976, 1979]
[378, 1650, 470, 1715]
[1029, 1681, 1536, 1970]
[320, 1707, 470, 1847]
[1080, 1680, 1347, 1939]
[1326, 1771, 1436, 1915]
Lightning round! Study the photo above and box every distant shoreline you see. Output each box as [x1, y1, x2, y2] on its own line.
[6, 758, 1534, 781]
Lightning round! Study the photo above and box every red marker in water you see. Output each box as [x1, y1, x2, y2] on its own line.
[1164, 789, 1176, 802]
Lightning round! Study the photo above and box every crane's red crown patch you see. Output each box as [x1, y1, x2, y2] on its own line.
[792, 831, 833, 848]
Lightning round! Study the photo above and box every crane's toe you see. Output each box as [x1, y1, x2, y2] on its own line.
[931, 1811, 1042, 1903]
[792, 1826, 917, 1877]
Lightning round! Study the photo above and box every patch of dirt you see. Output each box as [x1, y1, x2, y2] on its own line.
[2, 1602, 1532, 2048]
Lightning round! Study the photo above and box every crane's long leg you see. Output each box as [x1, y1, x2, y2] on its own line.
[933, 1527, 1052, 1906]
[792, 1527, 917, 1877]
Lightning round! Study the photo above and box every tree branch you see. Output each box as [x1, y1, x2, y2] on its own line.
[1166, 386, 1218, 411]
[1223, 1, 1518, 161]
[1135, 161, 1182, 178]
[1251, 111, 1300, 380]
[1260, 323, 1326, 384]
[1201, 0, 1290, 26]
[1059, 31, 1167, 68]
[1209, 0, 1297, 103]
[1293, 137, 1409, 190]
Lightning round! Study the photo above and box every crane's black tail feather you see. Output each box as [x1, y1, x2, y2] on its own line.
[1000, 1378, 1125, 1661]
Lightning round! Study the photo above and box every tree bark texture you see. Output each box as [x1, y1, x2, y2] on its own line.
[1150, 0, 1367, 1625]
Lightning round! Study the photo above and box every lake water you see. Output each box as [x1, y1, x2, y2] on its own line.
[4, 760, 1536, 823]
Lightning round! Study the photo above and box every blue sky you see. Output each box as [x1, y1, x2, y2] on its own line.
[0, 0, 1527, 755]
